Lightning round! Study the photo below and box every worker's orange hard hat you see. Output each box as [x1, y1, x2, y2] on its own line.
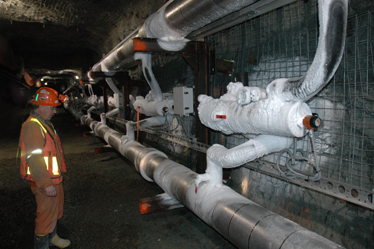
[30, 87, 61, 106]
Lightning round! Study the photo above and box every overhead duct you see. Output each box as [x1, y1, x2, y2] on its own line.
[89, 0, 256, 75]
[266, 0, 348, 102]
[70, 112, 345, 249]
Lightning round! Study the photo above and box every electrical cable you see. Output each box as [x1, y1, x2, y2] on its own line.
[276, 130, 321, 181]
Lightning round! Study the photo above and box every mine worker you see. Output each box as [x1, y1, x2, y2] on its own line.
[19, 87, 70, 249]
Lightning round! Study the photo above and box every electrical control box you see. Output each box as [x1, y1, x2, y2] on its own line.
[173, 87, 193, 115]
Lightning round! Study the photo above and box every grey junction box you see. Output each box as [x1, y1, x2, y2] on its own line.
[173, 87, 194, 115]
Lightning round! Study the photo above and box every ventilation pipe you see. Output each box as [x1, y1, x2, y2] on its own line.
[73, 112, 344, 249]
[266, 0, 348, 102]
[88, 0, 256, 75]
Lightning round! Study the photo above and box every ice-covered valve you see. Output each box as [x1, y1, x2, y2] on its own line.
[303, 113, 321, 131]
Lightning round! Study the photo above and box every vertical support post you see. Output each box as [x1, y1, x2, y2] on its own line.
[122, 85, 130, 120]
[120, 73, 131, 120]
[194, 42, 210, 174]
[235, 72, 248, 86]
[102, 85, 109, 113]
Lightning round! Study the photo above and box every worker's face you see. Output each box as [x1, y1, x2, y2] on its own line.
[35, 105, 57, 120]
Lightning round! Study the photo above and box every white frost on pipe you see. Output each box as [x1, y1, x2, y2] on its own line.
[145, 8, 189, 51]
[134, 52, 163, 102]
[124, 52, 175, 144]
[198, 82, 311, 138]
[196, 0, 348, 189]
[106, 108, 119, 118]
[237, 86, 267, 106]
[197, 81, 313, 187]
[196, 135, 293, 187]
[86, 106, 96, 120]
[133, 95, 169, 117]
[122, 115, 174, 143]
[266, 0, 348, 102]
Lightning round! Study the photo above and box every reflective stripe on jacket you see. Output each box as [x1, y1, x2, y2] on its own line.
[19, 115, 66, 185]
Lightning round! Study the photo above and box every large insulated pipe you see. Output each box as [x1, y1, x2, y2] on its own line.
[198, 94, 311, 138]
[90, 0, 256, 74]
[77, 113, 344, 249]
[267, 0, 348, 102]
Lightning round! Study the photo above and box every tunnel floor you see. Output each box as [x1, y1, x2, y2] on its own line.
[0, 100, 235, 249]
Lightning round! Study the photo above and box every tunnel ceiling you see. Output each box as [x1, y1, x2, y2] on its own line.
[0, 0, 166, 74]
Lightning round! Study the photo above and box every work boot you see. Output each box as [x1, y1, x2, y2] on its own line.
[50, 234, 71, 248]
[49, 226, 71, 248]
[34, 234, 49, 249]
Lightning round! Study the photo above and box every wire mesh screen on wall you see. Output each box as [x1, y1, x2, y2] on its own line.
[206, 0, 374, 201]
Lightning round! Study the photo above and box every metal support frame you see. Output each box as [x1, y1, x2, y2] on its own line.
[244, 160, 374, 211]
[182, 42, 211, 174]
[193, 42, 210, 174]
[122, 85, 130, 119]
[102, 84, 109, 113]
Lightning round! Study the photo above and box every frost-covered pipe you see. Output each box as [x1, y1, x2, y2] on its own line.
[162, 0, 256, 38]
[198, 93, 312, 138]
[99, 108, 120, 126]
[197, 82, 312, 187]
[267, 0, 348, 102]
[133, 97, 170, 117]
[76, 114, 344, 249]
[131, 53, 174, 119]
[134, 53, 163, 102]
[196, 135, 293, 187]
[105, 108, 119, 118]
[86, 106, 96, 119]
[124, 115, 173, 142]
[89, 0, 256, 74]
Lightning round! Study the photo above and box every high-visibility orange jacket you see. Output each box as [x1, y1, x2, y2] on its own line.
[19, 114, 66, 186]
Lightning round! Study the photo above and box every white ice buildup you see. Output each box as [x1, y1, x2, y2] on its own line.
[145, 8, 189, 51]
[122, 52, 174, 143]
[196, 0, 348, 187]
[198, 82, 312, 138]
[134, 53, 163, 102]
[266, 0, 348, 102]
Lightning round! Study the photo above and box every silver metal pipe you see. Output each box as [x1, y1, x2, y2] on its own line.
[90, 0, 256, 74]
[162, 0, 256, 37]
[267, 0, 348, 102]
[76, 113, 345, 249]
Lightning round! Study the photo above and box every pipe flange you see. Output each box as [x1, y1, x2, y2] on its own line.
[139, 150, 168, 182]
